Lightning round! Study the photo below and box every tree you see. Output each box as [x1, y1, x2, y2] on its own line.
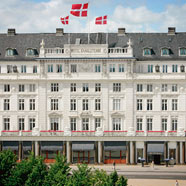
[116, 176, 128, 186]
[44, 154, 71, 186]
[109, 171, 119, 186]
[0, 150, 16, 186]
[8, 153, 38, 186]
[70, 163, 93, 186]
[25, 156, 47, 186]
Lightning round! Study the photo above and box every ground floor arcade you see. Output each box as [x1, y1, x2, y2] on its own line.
[0, 140, 185, 165]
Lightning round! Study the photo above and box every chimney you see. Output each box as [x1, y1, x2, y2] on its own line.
[56, 28, 64, 36]
[118, 28, 126, 35]
[7, 28, 16, 36]
[168, 27, 176, 35]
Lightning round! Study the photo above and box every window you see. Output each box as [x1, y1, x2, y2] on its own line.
[48, 64, 53, 73]
[172, 99, 178, 111]
[29, 118, 36, 130]
[19, 84, 25, 92]
[119, 64, 124, 72]
[95, 118, 101, 130]
[71, 83, 76, 92]
[147, 99, 153, 111]
[95, 83, 101, 92]
[162, 118, 167, 131]
[162, 65, 168, 73]
[71, 64, 77, 73]
[4, 99, 10, 110]
[148, 65, 153, 73]
[27, 49, 36, 56]
[29, 99, 36, 110]
[109, 64, 115, 72]
[162, 99, 167, 111]
[70, 99, 76, 111]
[29, 84, 36, 92]
[50, 118, 59, 131]
[144, 48, 151, 56]
[7, 65, 12, 73]
[82, 83, 89, 92]
[4, 118, 10, 130]
[112, 118, 121, 131]
[113, 99, 121, 111]
[95, 64, 101, 72]
[19, 118, 25, 130]
[171, 118, 177, 131]
[19, 99, 24, 110]
[137, 84, 143, 92]
[82, 118, 89, 131]
[162, 48, 169, 56]
[137, 99, 143, 110]
[180, 48, 186, 56]
[162, 84, 168, 92]
[137, 118, 143, 131]
[172, 84, 177, 92]
[113, 83, 121, 92]
[21, 65, 26, 73]
[51, 99, 58, 110]
[95, 99, 101, 111]
[57, 64, 62, 73]
[51, 83, 59, 92]
[147, 84, 153, 92]
[172, 65, 178, 73]
[82, 99, 88, 111]
[147, 118, 153, 131]
[4, 84, 10, 92]
[6, 49, 14, 56]
[33, 66, 37, 73]
[70, 118, 76, 131]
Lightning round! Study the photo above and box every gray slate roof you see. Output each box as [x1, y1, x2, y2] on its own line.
[0, 32, 186, 61]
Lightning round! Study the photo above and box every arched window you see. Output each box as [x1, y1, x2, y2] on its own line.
[161, 48, 169, 56]
[6, 48, 14, 56]
[143, 48, 151, 56]
[179, 48, 186, 56]
[26, 48, 37, 56]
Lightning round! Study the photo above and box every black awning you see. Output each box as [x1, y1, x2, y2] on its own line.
[104, 141, 126, 151]
[41, 141, 63, 151]
[3, 141, 19, 150]
[23, 141, 32, 151]
[72, 142, 95, 151]
[147, 143, 164, 155]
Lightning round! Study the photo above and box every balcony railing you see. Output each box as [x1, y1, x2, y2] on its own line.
[104, 131, 128, 137]
[71, 131, 96, 136]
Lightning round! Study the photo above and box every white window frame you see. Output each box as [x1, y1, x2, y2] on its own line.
[95, 99, 101, 111]
[82, 118, 89, 131]
[137, 118, 143, 131]
[51, 83, 59, 92]
[162, 84, 168, 92]
[113, 99, 121, 111]
[147, 99, 153, 111]
[171, 118, 177, 131]
[29, 118, 36, 130]
[70, 99, 76, 111]
[95, 64, 101, 72]
[172, 99, 178, 111]
[161, 118, 167, 131]
[29, 84, 36, 92]
[119, 64, 124, 72]
[19, 84, 25, 92]
[51, 99, 59, 111]
[19, 118, 25, 131]
[82, 99, 89, 111]
[137, 99, 143, 111]
[95, 118, 101, 130]
[172, 84, 177, 92]
[29, 99, 36, 111]
[71, 64, 77, 73]
[4, 99, 10, 111]
[147, 84, 153, 92]
[95, 83, 101, 92]
[147, 118, 153, 131]
[109, 64, 116, 72]
[50, 118, 59, 131]
[4, 84, 10, 92]
[162, 99, 168, 111]
[70, 118, 77, 131]
[112, 118, 121, 131]
[113, 83, 121, 92]
[3, 118, 10, 131]
[70, 83, 76, 92]
[82, 83, 89, 92]
[19, 99, 25, 111]
[137, 84, 143, 92]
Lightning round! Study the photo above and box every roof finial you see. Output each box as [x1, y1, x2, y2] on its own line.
[127, 38, 132, 48]
[40, 39, 45, 48]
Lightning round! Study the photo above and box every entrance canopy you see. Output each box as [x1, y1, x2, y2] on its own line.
[41, 141, 63, 151]
[147, 143, 164, 155]
[72, 141, 95, 151]
[104, 141, 126, 151]
[3, 141, 19, 150]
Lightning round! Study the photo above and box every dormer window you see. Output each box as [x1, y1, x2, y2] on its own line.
[26, 48, 37, 56]
[179, 48, 186, 56]
[143, 48, 152, 56]
[161, 48, 169, 56]
[6, 48, 15, 56]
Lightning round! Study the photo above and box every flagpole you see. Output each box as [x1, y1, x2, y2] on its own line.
[88, 1, 90, 44]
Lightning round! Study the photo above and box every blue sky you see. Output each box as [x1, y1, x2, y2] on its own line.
[1, 0, 186, 33]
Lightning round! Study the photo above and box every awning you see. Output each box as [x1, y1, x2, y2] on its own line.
[72, 142, 95, 151]
[104, 141, 126, 151]
[3, 141, 19, 150]
[23, 141, 32, 151]
[147, 143, 164, 155]
[41, 141, 63, 151]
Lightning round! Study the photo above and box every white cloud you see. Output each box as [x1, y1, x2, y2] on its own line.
[0, 0, 186, 33]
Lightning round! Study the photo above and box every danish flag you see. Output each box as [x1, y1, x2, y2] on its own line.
[70, 3, 89, 17]
[60, 16, 69, 25]
[95, 15, 107, 25]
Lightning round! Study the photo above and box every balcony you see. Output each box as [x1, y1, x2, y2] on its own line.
[40, 130, 64, 136]
[104, 131, 127, 137]
[71, 131, 96, 137]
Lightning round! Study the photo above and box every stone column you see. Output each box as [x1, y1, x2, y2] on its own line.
[176, 142, 180, 164]
[95, 142, 98, 164]
[98, 141, 103, 164]
[126, 141, 130, 164]
[180, 142, 183, 164]
[32, 141, 35, 155]
[67, 141, 72, 163]
[132, 141, 136, 164]
[130, 141, 134, 164]
[18, 141, 22, 161]
[63, 141, 66, 157]
[35, 141, 40, 156]
[164, 142, 168, 159]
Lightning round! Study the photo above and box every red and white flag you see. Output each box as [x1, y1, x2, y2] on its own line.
[70, 3, 88, 17]
[60, 16, 69, 25]
[95, 15, 107, 25]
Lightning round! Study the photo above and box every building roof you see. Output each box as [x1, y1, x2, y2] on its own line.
[0, 29, 186, 61]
